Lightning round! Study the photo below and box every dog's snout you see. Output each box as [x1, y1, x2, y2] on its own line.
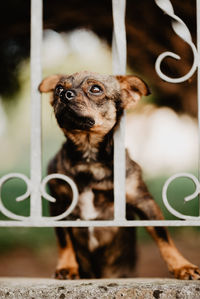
[60, 89, 76, 103]
[65, 90, 76, 100]
[87, 118, 95, 127]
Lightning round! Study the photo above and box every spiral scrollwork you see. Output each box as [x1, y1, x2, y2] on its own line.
[162, 173, 200, 220]
[154, 0, 198, 83]
[0, 173, 31, 221]
[40, 173, 79, 221]
[0, 173, 79, 223]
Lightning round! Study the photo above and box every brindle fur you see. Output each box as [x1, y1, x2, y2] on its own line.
[39, 71, 200, 280]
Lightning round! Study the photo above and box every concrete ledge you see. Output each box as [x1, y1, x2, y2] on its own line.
[0, 278, 200, 299]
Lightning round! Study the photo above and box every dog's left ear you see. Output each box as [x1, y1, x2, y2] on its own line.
[38, 74, 63, 93]
[116, 75, 150, 109]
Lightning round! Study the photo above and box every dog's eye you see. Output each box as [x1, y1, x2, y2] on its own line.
[89, 85, 103, 94]
[55, 85, 64, 96]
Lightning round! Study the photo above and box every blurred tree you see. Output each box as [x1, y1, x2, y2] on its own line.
[0, 0, 197, 116]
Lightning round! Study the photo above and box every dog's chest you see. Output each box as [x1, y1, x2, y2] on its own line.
[77, 188, 113, 218]
[78, 189, 98, 220]
[73, 162, 112, 181]
[70, 161, 114, 194]
[76, 188, 115, 251]
[68, 160, 114, 222]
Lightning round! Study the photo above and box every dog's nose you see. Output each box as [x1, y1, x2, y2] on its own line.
[65, 90, 76, 100]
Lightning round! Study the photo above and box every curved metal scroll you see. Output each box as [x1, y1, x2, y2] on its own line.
[40, 173, 79, 221]
[162, 173, 200, 220]
[0, 173, 31, 221]
[155, 0, 198, 83]
[155, 0, 200, 221]
[0, 173, 79, 222]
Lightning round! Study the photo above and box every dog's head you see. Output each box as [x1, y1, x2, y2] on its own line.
[39, 71, 149, 136]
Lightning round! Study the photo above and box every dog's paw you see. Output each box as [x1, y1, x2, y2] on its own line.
[55, 268, 80, 280]
[173, 265, 200, 280]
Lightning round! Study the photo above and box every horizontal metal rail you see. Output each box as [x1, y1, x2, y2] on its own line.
[0, 220, 200, 227]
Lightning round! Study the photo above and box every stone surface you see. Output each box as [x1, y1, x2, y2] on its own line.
[0, 278, 200, 299]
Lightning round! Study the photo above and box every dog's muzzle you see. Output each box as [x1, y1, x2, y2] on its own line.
[57, 90, 95, 130]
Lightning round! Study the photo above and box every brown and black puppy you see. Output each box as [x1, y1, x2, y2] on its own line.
[39, 71, 200, 280]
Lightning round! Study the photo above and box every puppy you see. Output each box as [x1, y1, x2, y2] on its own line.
[39, 71, 200, 280]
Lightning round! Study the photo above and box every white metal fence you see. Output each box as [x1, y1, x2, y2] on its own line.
[0, 0, 200, 227]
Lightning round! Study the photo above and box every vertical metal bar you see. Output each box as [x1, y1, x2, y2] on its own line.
[112, 0, 127, 75]
[197, 0, 200, 215]
[112, 0, 127, 221]
[30, 0, 43, 219]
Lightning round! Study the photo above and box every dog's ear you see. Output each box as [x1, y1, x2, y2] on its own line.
[38, 74, 62, 93]
[116, 75, 150, 109]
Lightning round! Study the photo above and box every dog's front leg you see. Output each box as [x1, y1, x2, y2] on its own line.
[54, 228, 80, 280]
[126, 174, 200, 280]
[145, 225, 200, 280]
[48, 179, 80, 280]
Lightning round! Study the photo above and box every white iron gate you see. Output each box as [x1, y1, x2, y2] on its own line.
[0, 0, 200, 227]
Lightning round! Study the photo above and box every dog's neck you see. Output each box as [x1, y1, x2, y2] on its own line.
[63, 129, 114, 163]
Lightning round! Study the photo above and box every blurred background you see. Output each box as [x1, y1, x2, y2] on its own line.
[0, 0, 199, 278]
